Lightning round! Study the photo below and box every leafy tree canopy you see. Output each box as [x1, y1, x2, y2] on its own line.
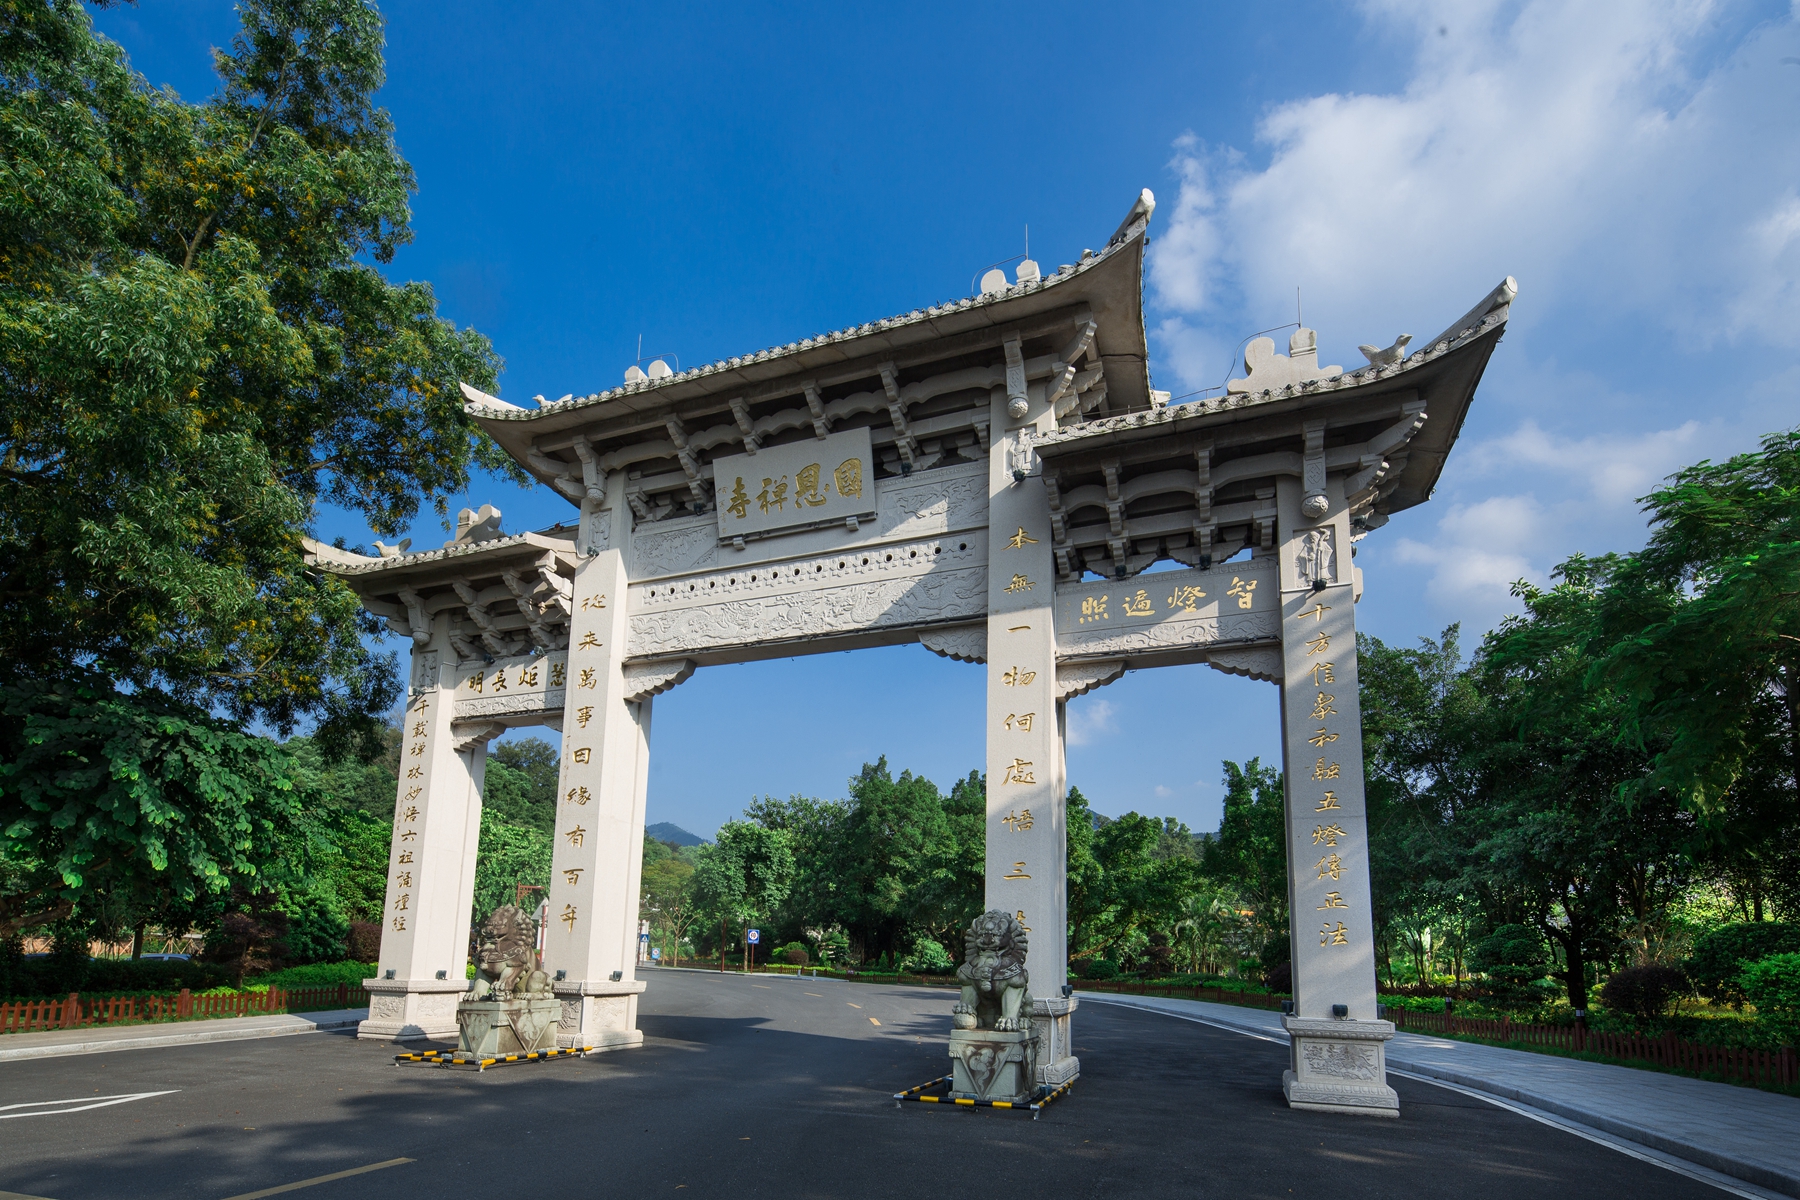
[0, 0, 512, 753]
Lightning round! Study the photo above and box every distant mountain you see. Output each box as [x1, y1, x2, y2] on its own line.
[647, 821, 705, 847]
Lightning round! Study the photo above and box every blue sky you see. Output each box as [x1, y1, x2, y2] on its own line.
[98, 1, 1800, 837]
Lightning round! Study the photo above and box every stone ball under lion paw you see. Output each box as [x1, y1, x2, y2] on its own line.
[953, 1012, 977, 1030]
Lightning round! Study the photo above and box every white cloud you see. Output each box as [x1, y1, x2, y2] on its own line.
[1147, 0, 1800, 388]
[1392, 493, 1545, 606]
[1463, 421, 1703, 507]
[1065, 697, 1116, 747]
[1153, 784, 1174, 798]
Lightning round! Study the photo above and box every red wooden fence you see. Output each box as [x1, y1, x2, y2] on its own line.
[1387, 1008, 1799, 1089]
[1076, 979, 1796, 1089]
[1, 982, 369, 1035]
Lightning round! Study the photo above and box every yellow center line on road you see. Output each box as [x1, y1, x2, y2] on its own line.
[751, 984, 771, 989]
[868, 1017, 881, 1026]
[803, 992, 823, 996]
[218, 1157, 414, 1199]
[0, 1189, 60, 1199]
[847, 1002, 861, 1008]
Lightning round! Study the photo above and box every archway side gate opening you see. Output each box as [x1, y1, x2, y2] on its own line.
[309, 190, 1512, 1116]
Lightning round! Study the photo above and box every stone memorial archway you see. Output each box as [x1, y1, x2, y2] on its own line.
[309, 189, 1511, 1115]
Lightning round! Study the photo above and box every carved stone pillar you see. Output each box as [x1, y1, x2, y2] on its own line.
[1275, 475, 1397, 1115]
[543, 476, 648, 1051]
[360, 631, 485, 1041]
[984, 369, 1078, 1090]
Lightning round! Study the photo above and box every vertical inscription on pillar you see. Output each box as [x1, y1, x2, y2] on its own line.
[1280, 581, 1378, 1020]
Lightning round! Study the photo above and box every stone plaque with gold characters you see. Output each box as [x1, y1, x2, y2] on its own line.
[712, 426, 876, 541]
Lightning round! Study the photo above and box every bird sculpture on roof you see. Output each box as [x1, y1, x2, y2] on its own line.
[1358, 335, 1412, 366]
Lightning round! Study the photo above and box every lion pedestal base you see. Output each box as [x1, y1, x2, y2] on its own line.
[358, 978, 469, 1042]
[457, 998, 561, 1056]
[949, 1029, 1037, 1104]
[554, 977, 648, 1052]
[1281, 1016, 1399, 1117]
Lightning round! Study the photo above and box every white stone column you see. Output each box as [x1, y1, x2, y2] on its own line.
[983, 358, 1077, 1088]
[542, 480, 648, 1051]
[1275, 475, 1397, 1115]
[360, 629, 483, 1041]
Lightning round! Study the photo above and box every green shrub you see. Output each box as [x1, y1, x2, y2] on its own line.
[1598, 964, 1688, 1023]
[1686, 923, 1800, 1005]
[251, 961, 377, 989]
[1738, 953, 1800, 1045]
[1078, 958, 1119, 981]
[900, 936, 953, 974]
[780, 942, 809, 966]
[1470, 924, 1552, 998]
[279, 891, 350, 965]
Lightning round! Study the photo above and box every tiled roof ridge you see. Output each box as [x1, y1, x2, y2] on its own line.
[319, 524, 578, 576]
[1033, 303, 1512, 450]
[463, 224, 1144, 422]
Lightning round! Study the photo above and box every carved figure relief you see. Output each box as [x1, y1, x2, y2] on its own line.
[468, 905, 553, 1000]
[1296, 528, 1336, 586]
[632, 520, 718, 579]
[1301, 1040, 1379, 1081]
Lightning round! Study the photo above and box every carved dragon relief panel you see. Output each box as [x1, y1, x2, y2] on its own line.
[631, 519, 717, 579]
[877, 464, 989, 541]
[629, 565, 988, 658]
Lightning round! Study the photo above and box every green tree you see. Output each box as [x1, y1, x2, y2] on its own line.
[641, 853, 697, 967]
[0, 0, 510, 753]
[693, 821, 793, 971]
[835, 758, 953, 963]
[470, 810, 551, 923]
[0, 675, 304, 936]
[483, 738, 559, 833]
[1201, 759, 1288, 967]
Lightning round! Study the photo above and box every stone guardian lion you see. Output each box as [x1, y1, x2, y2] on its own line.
[954, 910, 1032, 1032]
[469, 904, 552, 1000]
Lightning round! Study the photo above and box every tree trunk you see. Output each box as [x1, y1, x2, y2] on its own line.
[130, 922, 145, 961]
[718, 917, 726, 972]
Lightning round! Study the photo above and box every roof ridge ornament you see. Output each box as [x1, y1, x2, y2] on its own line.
[1227, 327, 1341, 395]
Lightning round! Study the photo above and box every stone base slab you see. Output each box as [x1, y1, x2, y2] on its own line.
[949, 1028, 1036, 1104]
[1030, 994, 1080, 1089]
[359, 977, 469, 1042]
[1282, 1015, 1399, 1117]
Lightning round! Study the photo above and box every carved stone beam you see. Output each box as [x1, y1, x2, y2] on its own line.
[394, 588, 432, 645]
[877, 362, 918, 468]
[448, 615, 482, 662]
[803, 381, 831, 440]
[1346, 401, 1428, 499]
[972, 416, 991, 451]
[663, 417, 711, 508]
[1204, 646, 1282, 685]
[1045, 318, 1100, 414]
[450, 720, 508, 753]
[502, 569, 554, 648]
[1193, 442, 1216, 565]
[557, 436, 601, 503]
[1301, 419, 1329, 520]
[451, 581, 513, 657]
[1102, 459, 1129, 573]
[1255, 487, 1277, 553]
[1044, 475, 1078, 581]
[526, 443, 587, 502]
[1056, 660, 1125, 700]
[622, 660, 695, 703]
[919, 624, 986, 664]
[1053, 365, 1106, 420]
[728, 398, 760, 454]
[1002, 333, 1029, 421]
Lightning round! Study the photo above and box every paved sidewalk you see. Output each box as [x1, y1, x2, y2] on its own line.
[0, 1008, 367, 1063]
[1080, 990, 1800, 1198]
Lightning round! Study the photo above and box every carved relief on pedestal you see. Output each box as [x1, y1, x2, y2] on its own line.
[1302, 1041, 1379, 1081]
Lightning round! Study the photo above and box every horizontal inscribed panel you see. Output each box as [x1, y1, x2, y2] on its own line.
[1053, 559, 1279, 657]
[453, 650, 567, 720]
[714, 427, 875, 540]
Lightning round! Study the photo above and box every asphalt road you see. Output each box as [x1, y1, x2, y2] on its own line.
[0, 968, 1732, 1200]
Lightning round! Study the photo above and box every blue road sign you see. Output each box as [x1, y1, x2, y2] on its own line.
[747, 929, 761, 944]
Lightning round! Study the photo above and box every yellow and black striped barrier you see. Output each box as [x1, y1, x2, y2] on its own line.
[394, 1046, 593, 1071]
[893, 1074, 1075, 1119]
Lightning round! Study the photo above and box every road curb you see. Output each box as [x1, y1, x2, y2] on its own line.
[1080, 991, 1799, 1199]
[0, 1010, 367, 1063]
